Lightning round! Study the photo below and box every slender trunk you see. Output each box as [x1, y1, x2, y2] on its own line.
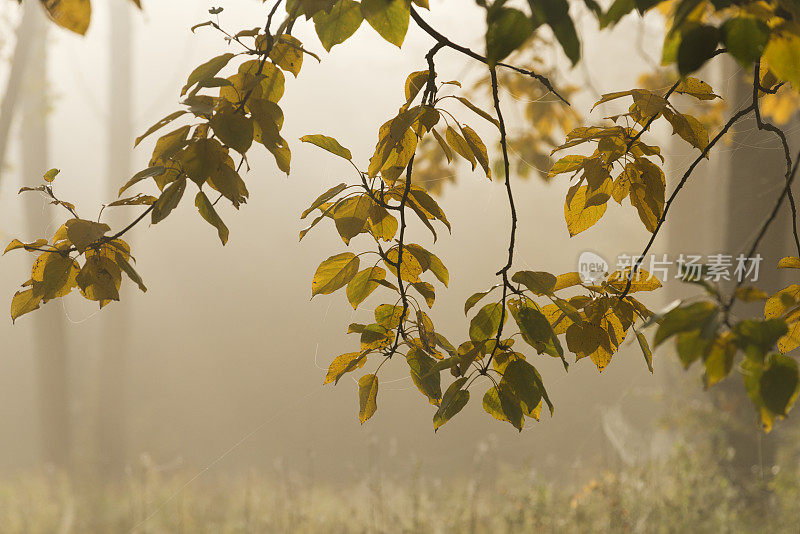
[96, 0, 133, 477]
[715, 62, 794, 493]
[20, 0, 72, 472]
[0, 3, 36, 181]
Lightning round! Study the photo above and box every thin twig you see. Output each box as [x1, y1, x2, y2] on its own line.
[409, 6, 570, 106]
[619, 103, 755, 298]
[483, 66, 516, 373]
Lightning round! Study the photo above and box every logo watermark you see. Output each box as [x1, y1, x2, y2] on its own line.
[577, 252, 763, 283]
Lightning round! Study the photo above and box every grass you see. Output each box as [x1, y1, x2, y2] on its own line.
[0, 440, 798, 533]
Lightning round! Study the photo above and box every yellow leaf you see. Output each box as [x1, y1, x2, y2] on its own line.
[778, 257, 800, 269]
[324, 351, 368, 384]
[300, 134, 352, 160]
[549, 155, 585, 177]
[384, 246, 423, 283]
[606, 269, 661, 293]
[445, 126, 476, 170]
[405, 70, 429, 103]
[312, 252, 360, 296]
[42, 0, 91, 35]
[553, 272, 583, 291]
[31, 252, 80, 301]
[332, 195, 373, 244]
[462, 125, 491, 179]
[77, 254, 122, 303]
[765, 285, 800, 319]
[346, 266, 386, 308]
[358, 374, 379, 423]
[268, 35, 304, 77]
[564, 185, 607, 236]
[764, 33, 800, 90]
[4, 239, 49, 254]
[11, 288, 43, 323]
[675, 77, 720, 100]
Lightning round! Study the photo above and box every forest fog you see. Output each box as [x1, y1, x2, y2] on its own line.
[0, 0, 796, 495]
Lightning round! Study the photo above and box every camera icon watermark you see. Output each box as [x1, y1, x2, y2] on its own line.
[578, 251, 610, 284]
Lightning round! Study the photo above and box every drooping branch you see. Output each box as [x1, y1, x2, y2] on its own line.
[483, 66, 516, 373]
[619, 103, 756, 298]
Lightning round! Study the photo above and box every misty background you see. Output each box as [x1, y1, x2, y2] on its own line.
[0, 0, 796, 490]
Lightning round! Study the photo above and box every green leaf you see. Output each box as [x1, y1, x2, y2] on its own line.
[301, 183, 347, 219]
[510, 303, 555, 352]
[434, 378, 470, 431]
[654, 301, 717, 347]
[116, 253, 147, 293]
[464, 288, 495, 315]
[469, 302, 505, 342]
[313, 0, 364, 51]
[486, 7, 533, 65]
[311, 252, 360, 296]
[358, 374, 379, 423]
[406, 348, 442, 405]
[636, 331, 654, 373]
[43, 168, 60, 183]
[361, 0, 410, 48]
[118, 166, 167, 196]
[65, 219, 111, 253]
[721, 17, 769, 66]
[502, 360, 543, 416]
[511, 271, 557, 295]
[210, 109, 254, 155]
[300, 134, 353, 160]
[677, 25, 720, 76]
[181, 53, 236, 96]
[195, 191, 230, 245]
[151, 177, 187, 224]
[482, 384, 524, 431]
[760, 354, 800, 416]
[599, 0, 635, 28]
[135, 111, 189, 148]
[530, 0, 581, 65]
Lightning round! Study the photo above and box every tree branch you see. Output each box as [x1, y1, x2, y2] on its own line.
[409, 6, 570, 106]
[483, 66, 516, 373]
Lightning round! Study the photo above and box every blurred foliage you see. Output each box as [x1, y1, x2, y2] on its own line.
[0, 438, 799, 532]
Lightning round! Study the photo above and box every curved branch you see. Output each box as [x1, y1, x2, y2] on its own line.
[483, 66, 516, 372]
[619, 103, 756, 298]
[409, 6, 570, 106]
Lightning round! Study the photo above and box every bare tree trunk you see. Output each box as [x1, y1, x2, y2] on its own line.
[20, 0, 72, 472]
[95, 0, 133, 477]
[715, 62, 796, 494]
[0, 3, 35, 180]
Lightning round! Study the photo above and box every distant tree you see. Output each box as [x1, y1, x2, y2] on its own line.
[5, 0, 800, 433]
